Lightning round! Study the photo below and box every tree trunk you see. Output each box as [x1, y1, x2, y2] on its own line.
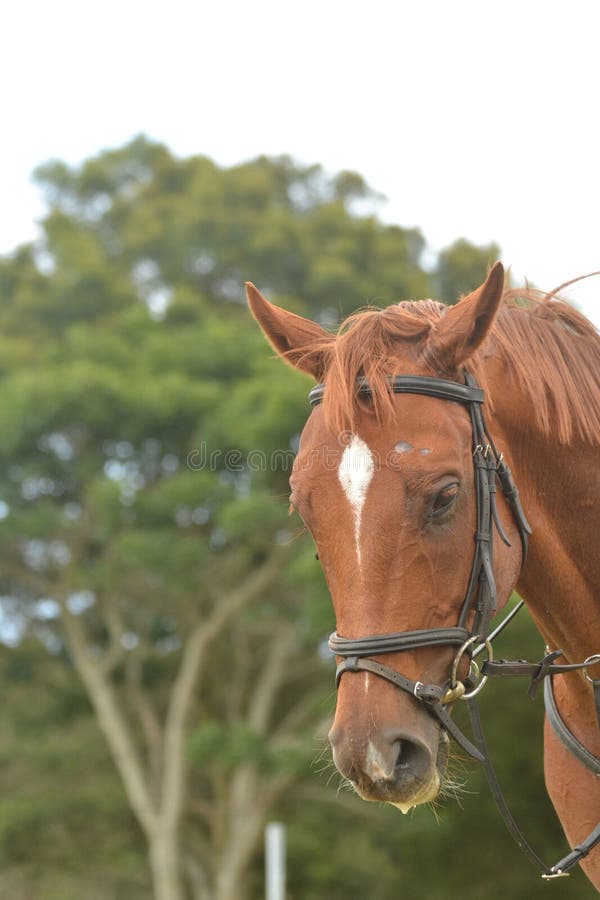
[58, 554, 288, 900]
[149, 827, 185, 900]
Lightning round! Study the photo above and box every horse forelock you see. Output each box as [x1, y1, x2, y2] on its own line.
[311, 300, 444, 434]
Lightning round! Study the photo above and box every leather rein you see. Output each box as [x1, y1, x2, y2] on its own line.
[308, 372, 600, 880]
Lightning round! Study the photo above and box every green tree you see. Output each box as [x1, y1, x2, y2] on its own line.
[435, 237, 501, 303]
[0, 139, 339, 900]
[0, 640, 150, 899]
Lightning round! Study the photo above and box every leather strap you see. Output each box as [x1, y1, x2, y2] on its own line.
[546, 822, 600, 877]
[482, 649, 600, 700]
[467, 697, 553, 875]
[309, 375, 484, 408]
[543, 677, 600, 776]
[328, 627, 470, 657]
[468, 683, 600, 879]
[543, 676, 600, 876]
[335, 656, 485, 762]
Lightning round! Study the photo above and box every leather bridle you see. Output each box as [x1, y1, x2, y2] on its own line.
[310, 373, 530, 758]
[308, 371, 600, 879]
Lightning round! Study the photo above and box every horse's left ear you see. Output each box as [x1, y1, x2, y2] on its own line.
[428, 261, 505, 370]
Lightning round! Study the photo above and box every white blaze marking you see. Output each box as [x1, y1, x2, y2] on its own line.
[338, 434, 374, 566]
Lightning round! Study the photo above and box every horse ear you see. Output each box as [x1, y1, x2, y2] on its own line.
[428, 261, 505, 370]
[246, 282, 333, 379]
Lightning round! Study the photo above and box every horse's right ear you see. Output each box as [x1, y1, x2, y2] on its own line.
[426, 261, 505, 372]
[246, 283, 333, 379]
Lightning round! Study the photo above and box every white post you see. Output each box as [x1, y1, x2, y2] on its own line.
[265, 821, 286, 900]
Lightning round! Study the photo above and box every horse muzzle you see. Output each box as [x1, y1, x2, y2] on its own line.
[328, 690, 449, 806]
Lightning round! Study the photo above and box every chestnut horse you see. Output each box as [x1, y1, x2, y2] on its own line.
[247, 263, 600, 888]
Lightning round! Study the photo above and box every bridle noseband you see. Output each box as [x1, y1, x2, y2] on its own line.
[308, 371, 600, 879]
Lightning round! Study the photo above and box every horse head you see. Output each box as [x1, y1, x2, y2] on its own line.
[247, 263, 525, 811]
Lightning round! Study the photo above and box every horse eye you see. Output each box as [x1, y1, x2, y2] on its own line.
[431, 482, 459, 516]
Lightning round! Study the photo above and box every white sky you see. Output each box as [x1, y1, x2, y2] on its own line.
[3, 0, 600, 325]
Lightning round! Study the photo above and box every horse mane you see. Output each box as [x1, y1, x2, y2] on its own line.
[297, 287, 600, 446]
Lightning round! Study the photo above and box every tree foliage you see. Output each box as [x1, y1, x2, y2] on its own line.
[434, 237, 501, 304]
[0, 137, 588, 898]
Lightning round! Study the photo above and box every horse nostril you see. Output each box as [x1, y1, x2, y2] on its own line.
[392, 737, 430, 781]
[360, 732, 433, 785]
[330, 724, 436, 796]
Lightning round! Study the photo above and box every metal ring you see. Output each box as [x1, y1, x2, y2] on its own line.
[449, 635, 494, 701]
[442, 681, 466, 704]
[450, 635, 479, 688]
[583, 654, 600, 683]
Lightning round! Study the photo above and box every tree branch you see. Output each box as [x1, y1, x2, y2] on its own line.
[59, 599, 157, 839]
[125, 651, 163, 797]
[273, 691, 334, 740]
[98, 596, 127, 676]
[247, 622, 296, 735]
[160, 549, 288, 831]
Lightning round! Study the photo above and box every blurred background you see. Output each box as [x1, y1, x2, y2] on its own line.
[0, 3, 598, 898]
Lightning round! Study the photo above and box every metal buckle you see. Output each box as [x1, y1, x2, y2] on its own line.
[583, 654, 600, 683]
[541, 869, 570, 880]
[413, 681, 424, 698]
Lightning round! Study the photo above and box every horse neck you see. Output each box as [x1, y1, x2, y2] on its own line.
[489, 379, 600, 666]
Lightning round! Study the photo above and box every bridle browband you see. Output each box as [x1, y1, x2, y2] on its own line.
[309, 372, 600, 879]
